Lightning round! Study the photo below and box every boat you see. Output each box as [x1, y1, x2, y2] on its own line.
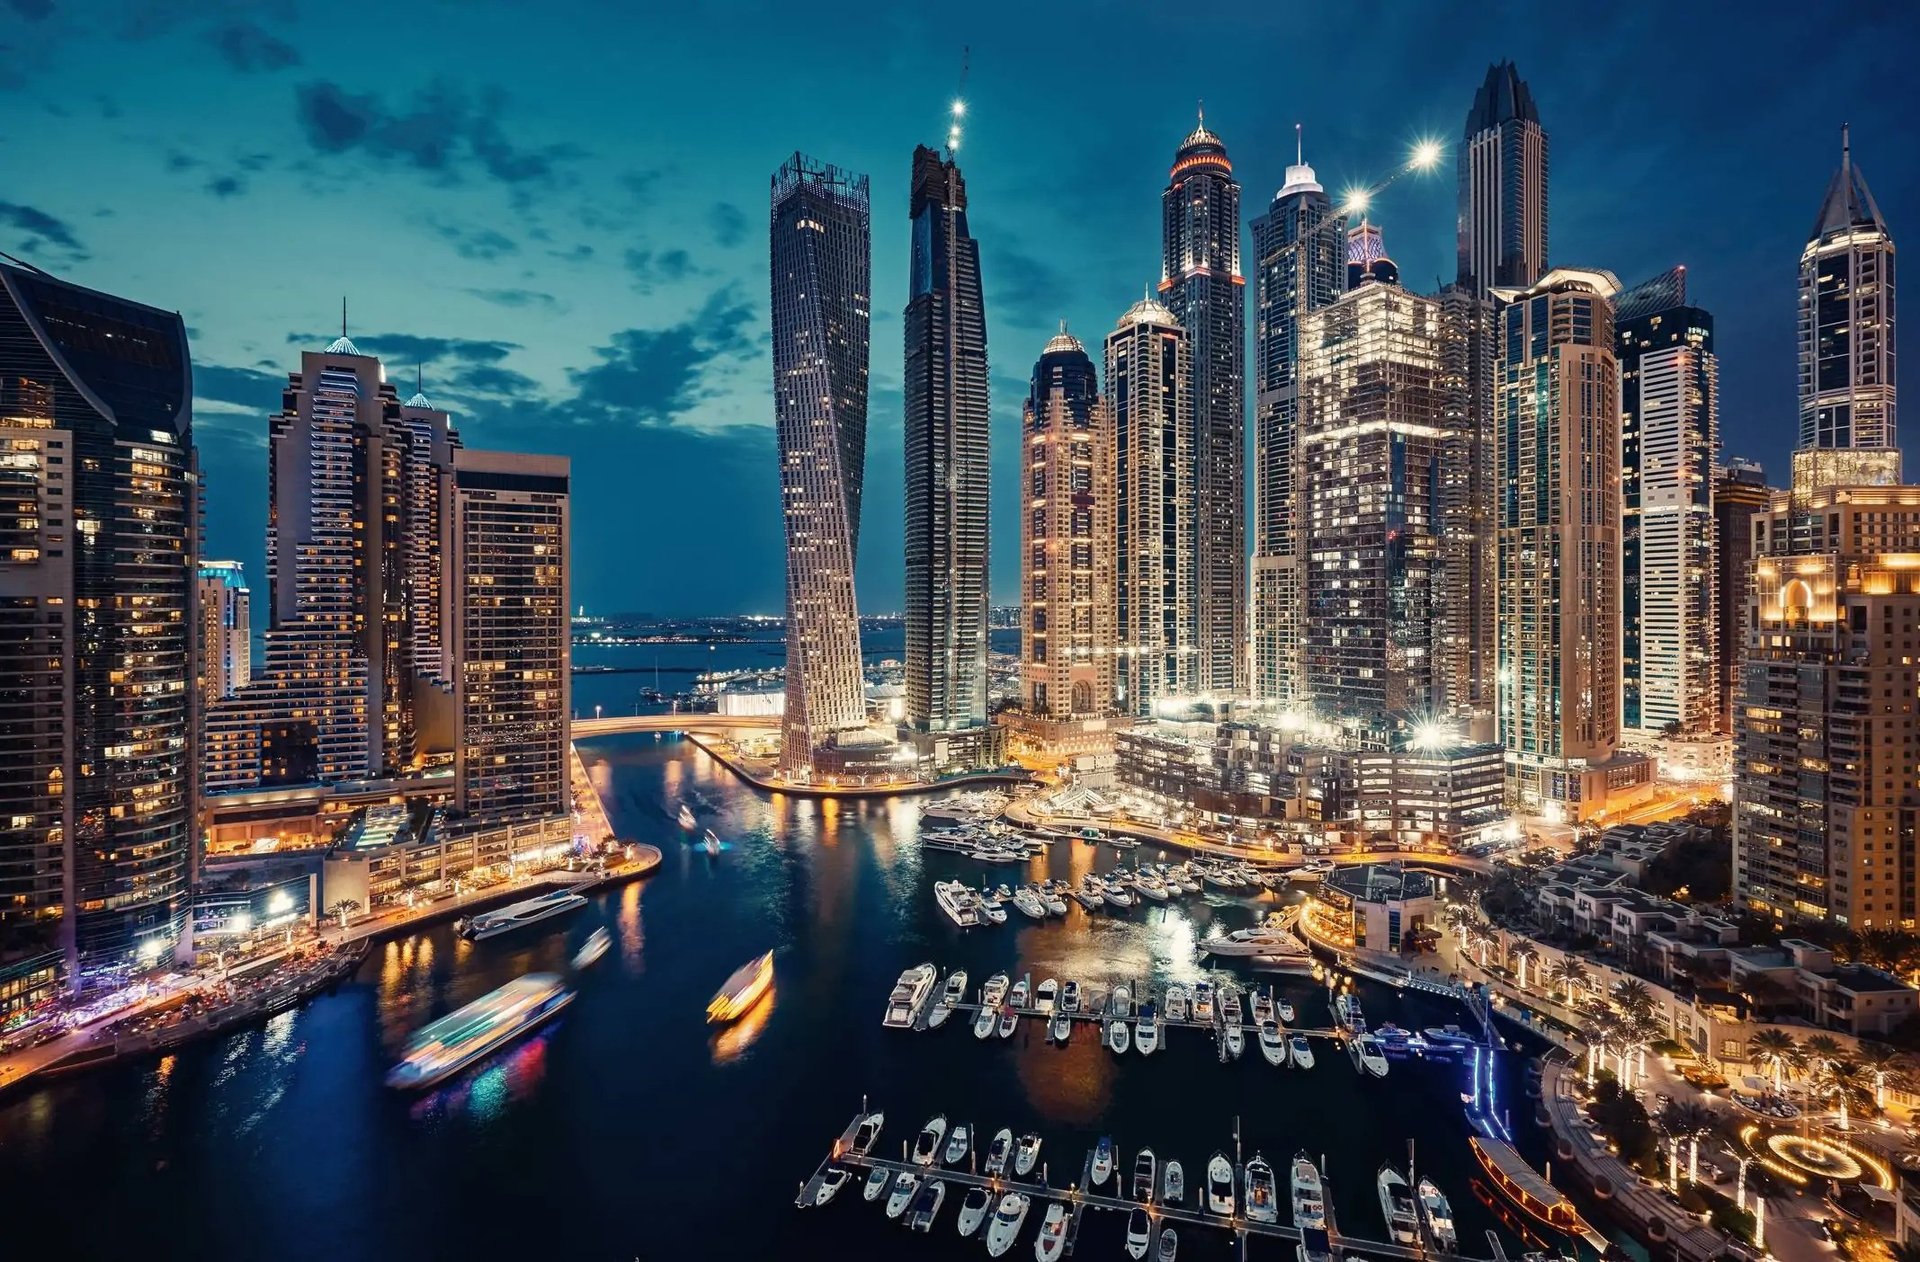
[1417, 1177, 1458, 1252]
[985, 1192, 1030, 1258]
[1193, 980, 1215, 1022]
[1034, 1202, 1068, 1261]
[571, 927, 611, 970]
[1289, 1033, 1315, 1069]
[1218, 985, 1242, 1028]
[705, 950, 773, 1024]
[1103, 883, 1135, 909]
[1013, 887, 1048, 919]
[1014, 1133, 1043, 1178]
[1035, 978, 1058, 1015]
[1245, 1154, 1279, 1224]
[974, 1003, 998, 1039]
[1125, 1207, 1152, 1259]
[912, 1115, 948, 1166]
[1202, 868, 1244, 892]
[1377, 1165, 1420, 1245]
[1091, 1135, 1115, 1186]
[1136, 1000, 1160, 1055]
[1253, 988, 1274, 1025]
[1278, 999, 1296, 1024]
[882, 962, 938, 1029]
[457, 889, 588, 941]
[1078, 826, 1103, 843]
[1050, 1010, 1071, 1042]
[1060, 980, 1080, 1013]
[958, 1186, 993, 1237]
[702, 828, 720, 857]
[814, 1164, 850, 1205]
[886, 1170, 921, 1219]
[946, 1122, 972, 1166]
[1163, 1160, 1184, 1205]
[1206, 1152, 1235, 1215]
[863, 1167, 891, 1202]
[1335, 993, 1365, 1031]
[982, 972, 1011, 1007]
[1290, 1153, 1327, 1229]
[1111, 984, 1133, 1021]
[998, 1003, 1018, 1039]
[1467, 1136, 1584, 1234]
[936, 880, 984, 929]
[929, 970, 969, 1029]
[1041, 887, 1069, 915]
[908, 1177, 947, 1231]
[677, 803, 697, 829]
[1137, 873, 1169, 902]
[1259, 1020, 1288, 1066]
[1350, 1033, 1389, 1077]
[1201, 928, 1306, 958]
[385, 972, 575, 1089]
[1164, 983, 1190, 1022]
[1156, 1227, 1178, 1261]
[980, 893, 1009, 925]
[850, 1111, 885, 1155]
[1134, 1148, 1158, 1202]
[984, 1128, 1014, 1177]
[1011, 977, 1030, 1009]
[1109, 1013, 1132, 1054]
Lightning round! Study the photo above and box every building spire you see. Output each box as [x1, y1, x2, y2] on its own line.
[341, 295, 347, 339]
[1296, 122, 1303, 166]
[325, 297, 362, 357]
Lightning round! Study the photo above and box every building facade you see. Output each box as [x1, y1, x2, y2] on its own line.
[1435, 285, 1498, 731]
[1799, 128, 1896, 458]
[770, 153, 872, 777]
[1107, 298, 1194, 715]
[1457, 61, 1548, 298]
[1020, 329, 1114, 720]
[1617, 267, 1719, 736]
[1714, 460, 1770, 733]
[1249, 143, 1344, 708]
[1160, 112, 1245, 695]
[0, 262, 197, 1000]
[198, 560, 252, 704]
[902, 145, 992, 767]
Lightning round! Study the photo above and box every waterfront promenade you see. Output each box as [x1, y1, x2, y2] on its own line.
[681, 731, 1028, 799]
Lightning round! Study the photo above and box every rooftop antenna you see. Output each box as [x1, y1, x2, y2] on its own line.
[417, 363, 423, 396]
[1842, 122, 1851, 175]
[1296, 122, 1303, 165]
[341, 295, 347, 339]
[945, 45, 970, 159]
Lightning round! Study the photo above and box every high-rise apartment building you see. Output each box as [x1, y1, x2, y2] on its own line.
[770, 153, 872, 778]
[1298, 277, 1446, 729]
[1160, 111, 1245, 695]
[198, 560, 252, 704]
[1108, 298, 1195, 716]
[0, 261, 197, 1001]
[1435, 286, 1498, 729]
[1495, 269, 1647, 818]
[1714, 460, 1770, 733]
[397, 383, 461, 683]
[1617, 267, 1719, 736]
[1799, 128, 1896, 459]
[1457, 61, 1548, 298]
[1250, 142, 1344, 709]
[447, 449, 571, 821]
[1021, 329, 1114, 720]
[902, 145, 993, 768]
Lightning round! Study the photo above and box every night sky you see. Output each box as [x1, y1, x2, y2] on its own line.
[5, 1, 1915, 615]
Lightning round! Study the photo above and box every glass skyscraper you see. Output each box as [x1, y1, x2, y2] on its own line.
[1457, 61, 1548, 298]
[1798, 128, 1896, 463]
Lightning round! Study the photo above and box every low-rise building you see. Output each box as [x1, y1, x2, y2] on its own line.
[1317, 864, 1439, 953]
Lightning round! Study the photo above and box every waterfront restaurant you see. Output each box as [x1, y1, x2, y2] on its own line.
[1315, 864, 1439, 954]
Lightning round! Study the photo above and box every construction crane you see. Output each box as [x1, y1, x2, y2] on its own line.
[946, 45, 969, 158]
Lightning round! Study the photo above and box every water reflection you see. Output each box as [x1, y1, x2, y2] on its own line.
[710, 982, 775, 1065]
[616, 879, 646, 969]
[408, 1026, 555, 1124]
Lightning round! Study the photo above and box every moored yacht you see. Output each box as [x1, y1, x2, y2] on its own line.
[982, 971, 1010, 1007]
[945, 1122, 972, 1166]
[1289, 1032, 1315, 1069]
[863, 1167, 891, 1203]
[1110, 983, 1133, 1021]
[1010, 977, 1030, 1009]
[1278, 998, 1296, 1024]
[1108, 1012, 1131, 1054]
[1418, 1177, 1458, 1252]
[1102, 881, 1134, 909]
[1259, 1020, 1288, 1066]
[1293, 1152, 1334, 1262]
[1245, 1154, 1279, 1223]
[882, 962, 937, 1029]
[1350, 1033, 1389, 1077]
[1060, 980, 1080, 1013]
[1193, 980, 1215, 1022]
[886, 1169, 921, 1219]
[1133, 1148, 1158, 1202]
[1163, 1160, 1184, 1205]
[984, 1192, 1029, 1258]
[935, 880, 984, 929]
[1156, 1226, 1178, 1261]
[929, 970, 968, 1029]
[1136, 1000, 1160, 1055]
[997, 1002, 1018, 1039]
[1014, 1132, 1043, 1178]
[1136, 873, 1169, 901]
[1125, 1207, 1151, 1259]
[957, 1186, 993, 1238]
[907, 1178, 947, 1232]
[911, 1115, 948, 1166]
[1206, 1152, 1235, 1215]
[974, 1002, 998, 1040]
[1377, 1165, 1420, 1245]
[1164, 983, 1190, 1022]
[1035, 977, 1058, 1015]
[984, 1128, 1014, 1177]
[457, 889, 588, 942]
[1034, 1201, 1068, 1261]
[1091, 1135, 1115, 1186]
[1013, 886, 1048, 919]
[850, 1111, 885, 1155]
[1253, 988, 1274, 1025]
[1049, 1008, 1071, 1043]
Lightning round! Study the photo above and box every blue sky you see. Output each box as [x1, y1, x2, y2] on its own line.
[4, 0, 1915, 615]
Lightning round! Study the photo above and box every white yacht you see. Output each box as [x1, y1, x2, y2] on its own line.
[1350, 1033, 1389, 1077]
[1136, 874, 1169, 902]
[1014, 1133, 1043, 1178]
[1163, 1160, 1184, 1205]
[1223, 1022, 1244, 1060]
[945, 1122, 972, 1166]
[984, 1192, 1030, 1258]
[1252, 988, 1274, 1025]
[1042, 885, 1069, 915]
[1156, 1226, 1178, 1261]
[1034, 978, 1058, 1016]
[1278, 998, 1296, 1024]
[1136, 1000, 1160, 1055]
[457, 889, 588, 941]
[1417, 1177, 1458, 1252]
[1110, 983, 1133, 1021]
[1133, 1148, 1158, 1202]
[850, 1111, 885, 1155]
[1192, 980, 1215, 1023]
[882, 962, 937, 1029]
[1109, 1012, 1132, 1054]
[911, 1115, 947, 1166]
[1034, 1201, 1068, 1261]
[571, 927, 611, 970]
[814, 1164, 850, 1205]
[1291, 1153, 1327, 1231]
[863, 1167, 891, 1202]
[1091, 1135, 1115, 1186]
[1245, 1154, 1279, 1224]
[1200, 928, 1302, 957]
[1125, 1207, 1152, 1259]
[1164, 984, 1190, 1023]
[982, 972, 1010, 1007]
[1377, 1166, 1419, 1245]
[1259, 1020, 1288, 1066]
[957, 1185, 993, 1237]
[886, 1170, 921, 1219]
[979, 891, 1009, 925]
[997, 1002, 1018, 1039]
[1049, 1008, 1071, 1043]
[1206, 1152, 1235, 1216]
[984, 1128, 1014, 1177]
[1013, 887, 1048, 919]
[974, 1003, 998, 1040]
[1102, 882, 1135, 909]
[935, 880, 983, 929]
[1289, 1032, 1315, 1069]
[907, 1177, 947, 1232]
[1059, 980, 1080, 1013]
[1010, 977, 1030, 1009]
[929, 970, 968, 1029]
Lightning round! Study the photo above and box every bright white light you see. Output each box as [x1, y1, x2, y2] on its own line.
[1409, 720, 1457, 752]
[267, 890, 293, 915]
[1342, 188, 1371, 215]
[952, 99, 966, 118]
[137, 937, 165, 962]
[1412, 139, 1444, 170]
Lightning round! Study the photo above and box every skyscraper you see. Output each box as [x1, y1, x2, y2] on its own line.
[198, 560, 252, 704]
[1457, 61, 1548, 297]
[1108, 297, 1195, 716]
[397, 382, 461, 684]
[1435, 288, 1497, 729]
[903, 144, 993, 769]
[1798, 127, 1896, 467]
[1298, 277, 1446, 729]
[1713, 460, 1769, 734]
[771, 153, 872, 778]
[0, 261, 196, 998]
[1160, 110, 1245, 695]
[1495, 268, 1648, 818]
[1250, 138, 1344, 708]
[1021, 328, 1114, 720]
[1617, 267, 1718, 737]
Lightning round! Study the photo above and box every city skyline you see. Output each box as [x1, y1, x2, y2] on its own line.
[4, 4, 1918, 617]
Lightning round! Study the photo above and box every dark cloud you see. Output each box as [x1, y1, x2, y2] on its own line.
[0, 202, 86, 261]
[166, 152, 199, 172]
[6, 0, 53, 19]
[621, 170, 663, 203]
[984, 241, 1069, 333]
[282, 331, 521, 366]
[210, 22, 299, 72]
[623, 247, 698, 291]
[293, 79, 574, 187]
[464, 287, 560, 311]
[548, 243, 594, 264]
[553, 288, 757, 428]
[451, 363, 542, 397]
[708, 201, 748, 248]
[430, 221, 518, 260]
[206, 175, 244, 199]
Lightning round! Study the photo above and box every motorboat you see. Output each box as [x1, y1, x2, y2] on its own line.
[908, 1177, 946, 1232]
[1278, 999, 1296, 1024]
[1377, 1165, 1420, 1246]
[1060, 980, 1080, 1013]
[1107, 867, 1138, 889]
[1034, 1201, 1068, 1261]
[946, 1122, 972, 1166]
[911, 1115, 947, 1166]
[1202, 867, 1244, 892]
[1125, 1207, 1151, 1259]
[974, 1003, 998, 1040]
[1218, 985, 1242, 1029]
[1014, 1132, 1043, 1178]
[1223, 1022, 1245, 1060]
[1111, 984, 1133, 1021]
[1245, 1154, 1278, 1224]
[957, 1185, 993, 1237]
[814, 1164, 851, 1205]
[982, 972, 1011, 1007]
[1193, 980, 1214, 1022]
[1335, 993, 1364, 1031]
[1418, 1177, 1458, 1252]
[1290, 1153, 1327, 1229]
[1252, 988, 1274, 1025]
[929, 970, 968, 1030]
[1350, 1033, 1390, 1077]
[882, 962, 937, 1029]
[1206, 1152, 1235, 1215]
[571, 927, 611, 970]
[703, 828, 721, 857]
[998, 1004, 1018, 1039]
[984, 1128, 1014, 1177]
[1103, 882, 1135, 909]
[1041, 887, 1069, 916]
[935, 880, 984, 929]
[1109, 1013, 1132, 1054]
[1164, 984, 1190, 1023]
[984, 1192, 1030, 1258]
[677, 803, 697, 830]
[1201, 928, 1303, 958]
[863, 1166, 891, 1202]
[1010, 977, 1030, 1009]
[1091, 1135, 1115, 1186]
[1133, 1148, 1158, 1202]
[1049, 1010, 1071, 1042]
[886, 1169, 921, 1219]
[1035, 978, 1058, 1015]
[1259, 1020, 1288, 1066]
[1163, 1160, 1184, 1204]
[457, 889, 588, 942]
[1137, 873, 1169, 902]
[1136, 1000, 1160, 1055]
[1013, 887, 1049, 919]
[1156, 1226, 1178, 1261]
[1289, 1032, 1315, 1069]
[385, 973, 575, 1090]
[850, 1111, 885, 1155]
[979, 892, 1009, 925]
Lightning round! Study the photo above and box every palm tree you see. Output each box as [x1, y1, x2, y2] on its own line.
[1580, 1022, 1611, 1086]
[325, 899, 362, 931]
[1814, 1058, 1872, 1131]
[1444, 903, 1477, 951]
[1508, 942, 1541, 991]
[1549, 958, 1590, 1008]
[1658, 1099, 1718, 1184]
[1750, 1028, 1799, 1094]
[1469, 922, 1499, 968]
[1855, 1040, 1913, 1110]
[1613, 979, 1655, 1022]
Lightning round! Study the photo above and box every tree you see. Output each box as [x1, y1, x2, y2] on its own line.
[1613, 979, 1656, 1022]
[1855, 1040, 1913, 1109]
[326, 899, 362, 931]
[1657, 1098, 1718, 1184]
[1813, 1058, 1872, 1131]
[1749, 1028, 1799, 1094]
[1444, 903, 1478, 950]
[1804, 1033, 1845, 1076]
[1549, 958, 1591, 1008]
[1509, 942, 1541, 991]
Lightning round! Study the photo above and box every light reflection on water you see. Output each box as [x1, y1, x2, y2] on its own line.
[710, 981, 775, 1065]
